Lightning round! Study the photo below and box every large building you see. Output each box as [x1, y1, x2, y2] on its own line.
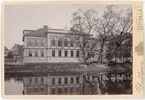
[23, 25, 98, 64]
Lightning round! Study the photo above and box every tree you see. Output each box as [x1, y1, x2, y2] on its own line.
[106, 8, 132, 61]
[95, 5, 120, 63]
[69, 9, 99, 66]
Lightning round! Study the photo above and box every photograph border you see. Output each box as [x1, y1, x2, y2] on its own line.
[1, 1, 143, 99]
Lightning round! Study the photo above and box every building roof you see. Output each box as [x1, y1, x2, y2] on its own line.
[23, 25, 93, 41]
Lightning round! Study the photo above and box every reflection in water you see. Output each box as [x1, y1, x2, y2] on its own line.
[5, 71, 132, 95]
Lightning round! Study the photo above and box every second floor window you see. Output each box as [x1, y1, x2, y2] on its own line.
[64, 51, 67, 57]
[52, 50, 55, 57]
[28, 50, 32, 57]
[35, 50, 38, 57]
[41, 50, 44, 57]
[35, 78, 38, 84]
[28, 40, 32, 46]
[76, 77, 79, 83]
[40, 41, 44, 47]
[51, 39, 55, 46]
[35, 40, 38, 46]
[41, 78, 44, 84]
[71, 51, 74, 57]
[71, 77, 74, 84]
[70, 40, 74, 47]
[58, 50, 61, 57]
[58, 39, 62, 47]
[52, 78, 55, 84]
[64, 39, 68, 47]
[76, 51, 80, 57]
[58, 78, 61, 84]
[64, 77, 68, 84]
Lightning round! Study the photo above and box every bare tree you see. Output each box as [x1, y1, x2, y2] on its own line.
[95, 5, 120, 63]
[69, 9, 99, 66]
[106, 8, 132, 61]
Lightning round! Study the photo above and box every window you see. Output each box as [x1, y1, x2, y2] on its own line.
[64, 51, 68, 57]
[28, 78, 32, 84]
[64, 87, 68, 93]
[28, 50, 32, 57]
[64, 39, 68, 47]
[28, 40, 32, 46]
[70, 87, 74, 94]
[71, 51, 74, 57]
[35, 40, 38, 46]
[35, 50, 38, 57]
[40, 40, 44, 47]
[51, 88, 55, 94]
[76, 77, 79, 83]
[76, 51, 79, 57]
[41, 50, 44, 57]
[41, 88, 44, 91]
[51, 39, 55, 46]
[58, 88, 62, 94]
[35, 78, 38, 84]
[58, 38, 62, 47]
[70, 40, 74, 47]
[52, 50, 55, 57]
[71, 77, 74, 84]
[64, 77, 68, 84]
[52, 78, 55, 84]
[58, 78, 61, 84]
[41, 78, 44, 84]
[58, 50, 61, 57]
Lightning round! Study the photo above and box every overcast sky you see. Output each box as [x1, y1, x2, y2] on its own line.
[5, 3, 132, 49]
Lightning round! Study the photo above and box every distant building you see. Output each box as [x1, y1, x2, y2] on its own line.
[5, 47, 10, 57]
[11, 44, 23, 62]
[23, 25, 99, 64]
[11, 44, 23, 56]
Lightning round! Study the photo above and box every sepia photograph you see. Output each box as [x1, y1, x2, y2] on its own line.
[2, 2, 136, 97]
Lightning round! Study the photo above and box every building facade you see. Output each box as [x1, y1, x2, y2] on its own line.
[23, 25, 98, 63]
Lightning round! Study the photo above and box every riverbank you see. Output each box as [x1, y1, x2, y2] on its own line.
[5, 63, 131, 76]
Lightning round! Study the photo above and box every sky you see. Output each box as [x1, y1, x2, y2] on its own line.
[5, 3, 132, 49]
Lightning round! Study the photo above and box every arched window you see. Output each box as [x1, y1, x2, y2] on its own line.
[41, 50, 44, 57]
[28, 40, 32, 46]
[28, 50, 32, 57]
[70, 40, 74, 47]
[51, 38, 55, 46]
[58, 38, 62, 47]
[64, 39, 68, 47]
[35, 50, 38, 57]
[34, 40, 38, 47]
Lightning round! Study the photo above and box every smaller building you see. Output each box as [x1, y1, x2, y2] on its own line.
[5, 47, 10, 58]
[11, 44, 23, 62]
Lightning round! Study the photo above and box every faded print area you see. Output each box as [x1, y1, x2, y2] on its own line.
[5, 4, 132, 95]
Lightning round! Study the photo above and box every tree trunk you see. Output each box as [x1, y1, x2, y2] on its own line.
[98, 41, 105, 63]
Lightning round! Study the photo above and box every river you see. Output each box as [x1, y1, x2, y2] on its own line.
[5, 71, 132, 95]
